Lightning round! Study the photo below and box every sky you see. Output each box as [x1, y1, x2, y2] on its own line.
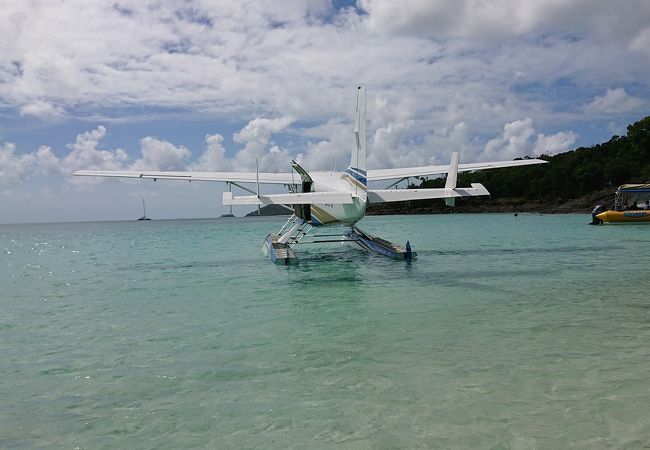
[1, 0, 649, 223]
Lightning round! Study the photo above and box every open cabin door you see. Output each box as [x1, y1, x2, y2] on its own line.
[290, 160, 312, 221]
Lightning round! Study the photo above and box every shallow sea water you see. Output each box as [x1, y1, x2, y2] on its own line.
[1, 214, 650, 449]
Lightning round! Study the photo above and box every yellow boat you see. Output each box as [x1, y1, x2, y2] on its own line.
[592, 184, 650, 224]
[596, 209, 650, 223]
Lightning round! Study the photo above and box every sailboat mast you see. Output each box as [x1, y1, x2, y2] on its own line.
[142, 198, 146, 217]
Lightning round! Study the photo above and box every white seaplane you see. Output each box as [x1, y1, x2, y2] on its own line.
[74, 86, 547, 264]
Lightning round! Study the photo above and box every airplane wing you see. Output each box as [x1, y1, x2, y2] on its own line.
[73, 170, 296, 185]
[366, 152, 547, 204]
[367, 158, 547, 182]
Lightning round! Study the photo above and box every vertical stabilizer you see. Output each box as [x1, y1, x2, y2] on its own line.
[346, 85, 367, 198]
[444, 152, 459, 207]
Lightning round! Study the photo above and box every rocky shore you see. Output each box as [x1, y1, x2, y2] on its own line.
[246, 189, 615, 217]
[366, 188, 613, 215]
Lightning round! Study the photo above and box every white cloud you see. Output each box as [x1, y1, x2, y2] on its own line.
[231, 117, 294, 171]
[0, 118, 300, 194]
[1, 0, 649, 221]
[0, 142, 34, 185]
[368, 118, 433, 169]
[534, 131, 577, 156]
[0, 143, 63, 186]
[20, 100, 65, 119]
[424, 121, 473, 163]
[483, 118, 535, 160]
[34, 146, 62, 175]
[131, 137, 191, 171]
[482, 117, 576, 160]
[296, 119, 354, 171]
[0, 0, 647, 142]
[62, 126, 128, 172]
[630, 26, 650, 54]
[190, 134, 230, 171]
[584, 88, 644, 114]
[358, 0, 650, 40]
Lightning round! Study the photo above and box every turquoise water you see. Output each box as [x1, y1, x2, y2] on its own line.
[2, 214, 650, 449]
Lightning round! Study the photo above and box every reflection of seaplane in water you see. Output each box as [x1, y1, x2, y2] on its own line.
[74, 86, 547, 264]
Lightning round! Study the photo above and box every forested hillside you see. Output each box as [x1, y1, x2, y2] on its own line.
[367, 116, 650, 215]
[420, 116, 650, 202]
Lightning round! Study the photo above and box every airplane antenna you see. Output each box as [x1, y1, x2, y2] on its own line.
[256, 158, 261, 216]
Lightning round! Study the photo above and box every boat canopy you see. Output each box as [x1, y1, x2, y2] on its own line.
[614, 184, 650, 210]
[617, 183, 650, 193]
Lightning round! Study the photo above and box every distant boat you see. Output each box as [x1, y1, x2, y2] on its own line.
[137, 199, 151, 221]
[591, 184, 650, 224]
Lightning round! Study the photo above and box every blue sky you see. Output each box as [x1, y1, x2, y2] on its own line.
[1, 0, 649, 223]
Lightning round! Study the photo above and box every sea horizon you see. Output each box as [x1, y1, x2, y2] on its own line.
[0, 210, 588, 227]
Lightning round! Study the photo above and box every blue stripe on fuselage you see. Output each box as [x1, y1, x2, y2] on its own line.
[345, 167, 367, 185]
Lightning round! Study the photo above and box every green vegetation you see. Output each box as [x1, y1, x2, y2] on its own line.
[419, 116, 650, 202]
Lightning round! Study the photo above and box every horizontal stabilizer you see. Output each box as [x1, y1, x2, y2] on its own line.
[223, 191, 355, 206]
[367, 183, 490, 203]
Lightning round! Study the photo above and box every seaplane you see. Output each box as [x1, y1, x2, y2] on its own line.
[74, 86, 547, 264]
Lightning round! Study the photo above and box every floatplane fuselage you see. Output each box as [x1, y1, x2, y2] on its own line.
[74, 86, 547, 264]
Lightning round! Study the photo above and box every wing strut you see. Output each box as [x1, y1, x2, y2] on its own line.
[444, 152, 459, 207]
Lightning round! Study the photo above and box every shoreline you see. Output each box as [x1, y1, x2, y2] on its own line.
[366, 188, 613, 216]
[244, 189, 616, 217]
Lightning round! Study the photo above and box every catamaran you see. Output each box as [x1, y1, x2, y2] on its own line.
[74, 86, 547, 264]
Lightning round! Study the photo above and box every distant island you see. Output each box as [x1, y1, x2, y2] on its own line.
[246, 116, 650, 216]
[245, 204, 292, 216]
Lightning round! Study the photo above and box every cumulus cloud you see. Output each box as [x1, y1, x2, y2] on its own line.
[62, 126, 128, 172]
[0, 118, 299, 190]
[534, 131, 577, 156]
[422, 122, 473, 164]
[0, 143, 61, 186]
[0, 143, 34, 185]
[483, 118, 535, 160]
[131, 137, 191, 171]
[482, 117, 576, 160]
[190, 134, 230, 171]
[231, 117, 294, 171]
[20, 100, 65, 119]
[59, 125, 191, 174]
[34, 146, 62, 175]
[584, 88, 644, 114]
[296, 119, 354, 171]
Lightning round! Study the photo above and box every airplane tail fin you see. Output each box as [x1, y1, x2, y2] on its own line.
[444, 152, 459, 207]
[345, 85, 367, 198]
